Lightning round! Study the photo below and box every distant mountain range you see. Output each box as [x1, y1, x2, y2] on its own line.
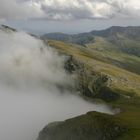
[42, 26, 140, 75]
[91, 26, 140, 38]
[42, 26, 140, 44]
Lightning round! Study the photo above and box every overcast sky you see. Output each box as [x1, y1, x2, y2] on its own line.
[0, 0, 140, 34]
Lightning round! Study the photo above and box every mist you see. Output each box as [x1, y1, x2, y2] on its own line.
[0, 29, 113, 140]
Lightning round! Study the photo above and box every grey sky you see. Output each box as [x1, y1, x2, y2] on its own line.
[3, 18, 140, 35]
[0, 0, 140, 34]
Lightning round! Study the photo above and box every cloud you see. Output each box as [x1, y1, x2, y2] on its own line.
[40, 0, 140, 20]
[0, 28, 114, 140]
[39, 0, 114, 20]
[0, 29, 73, 90]
[0, 0, 44, 20]
[0, 0, 140, 20]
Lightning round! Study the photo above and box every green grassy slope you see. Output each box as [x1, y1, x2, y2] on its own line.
[86, 36, 140, 75]
[42, 26, 140, 75]
[47, 40, 140, 97]
[41, 39, 140, 140]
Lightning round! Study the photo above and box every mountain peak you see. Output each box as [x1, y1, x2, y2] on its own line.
[0, 25, 16, 32]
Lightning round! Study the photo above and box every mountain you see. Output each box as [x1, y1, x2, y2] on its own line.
[42, 26, 140, 41]
[0, 24, 17, 32]
[42, 26, 140, 44]
[91, 26, 140, 38]
[42, 26, 140, 75]
[1, 24, 139, 140]
[38, 112, 127, 140]
[91, 26, 140, 57]
[42, 26, 140, 56]
[42, 32, 94, 46]
[39, 26, 140, 140]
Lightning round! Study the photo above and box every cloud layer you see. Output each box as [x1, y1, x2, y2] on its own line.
[0, 28, 114, 140]
[0, 0, 44, 20]
[0, 0, 140, 20]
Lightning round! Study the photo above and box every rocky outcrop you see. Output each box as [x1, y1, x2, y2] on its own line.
[0, 25, 17, 32]
[64, 56, 120, 101]
[38, 111, 127, 140]
[37, 56, 124, 140]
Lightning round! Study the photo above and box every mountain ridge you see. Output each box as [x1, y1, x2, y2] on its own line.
[0, 24, 140, 140]
[42, 26, 140, 43]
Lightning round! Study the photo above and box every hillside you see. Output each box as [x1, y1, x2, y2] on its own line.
[0, 24, 17, 32]
[1, 24, 139, 140]
[42, 26, 140, 75]
[46, 40, 140, 97]
[39, 26, 140, 140]
[42, 26, 140, 56]
[42, 32, 94, 46]
[38, 112, 127, 140]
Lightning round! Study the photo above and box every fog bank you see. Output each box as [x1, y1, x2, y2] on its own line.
[0, 29, 113, 140]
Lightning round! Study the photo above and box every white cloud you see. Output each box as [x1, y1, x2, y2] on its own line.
[0, 0, 45, 20]
[0, 28, 114, 140]
[0, 0, 140, 20]
[39, 0, 140, 20]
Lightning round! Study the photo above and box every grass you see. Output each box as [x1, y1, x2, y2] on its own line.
[87, 36, 140, 75]
[45, 39, 140, 140]
[47, 39, 140, 97]
[39, 111, 127, 140]
[113, 97, 140, 140]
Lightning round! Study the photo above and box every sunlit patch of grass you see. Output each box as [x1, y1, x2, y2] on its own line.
[47, 40, 140, 97]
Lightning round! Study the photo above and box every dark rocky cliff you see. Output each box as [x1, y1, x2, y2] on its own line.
[38, 112, 127, 140]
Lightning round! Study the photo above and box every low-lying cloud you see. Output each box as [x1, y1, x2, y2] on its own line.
[0, 0, 140, 20]
[0, 28, 114, 140]
[0, 29, 72, 90]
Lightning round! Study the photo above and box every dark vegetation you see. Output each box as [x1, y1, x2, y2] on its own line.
[38, 112, 127, 140]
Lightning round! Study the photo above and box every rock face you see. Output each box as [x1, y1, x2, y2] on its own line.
[37, 56, 126, 140]
[0, 25, 17, 32]
[38, 112, 126, 140]
[64, 56, 120, 102]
